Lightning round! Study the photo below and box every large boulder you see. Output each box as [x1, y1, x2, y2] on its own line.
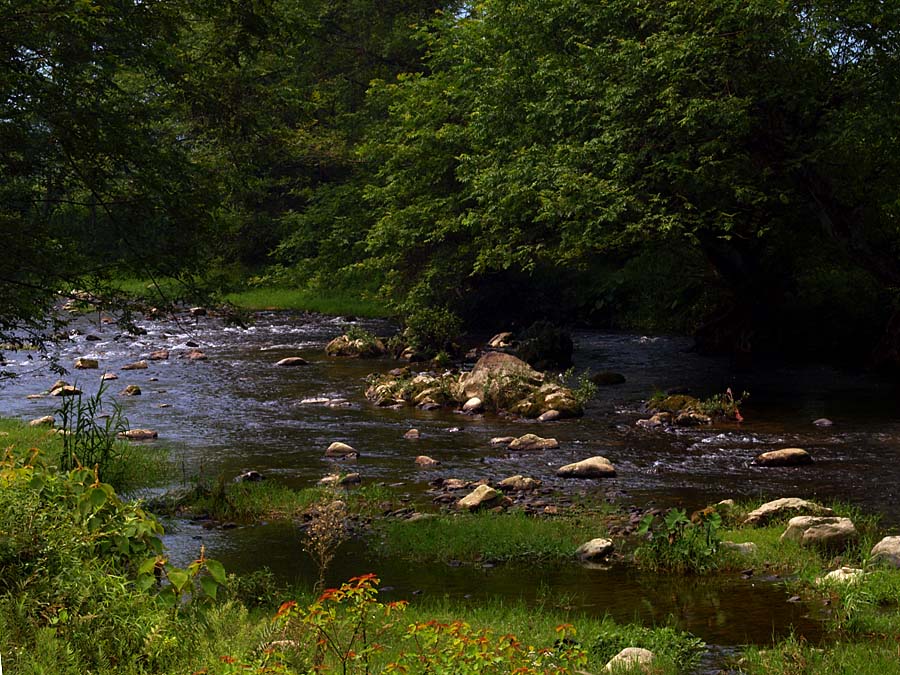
[457, 485, 502, 511]
[556, 456, 616, 478]
[457, 352, 543, 403]
[755, 448, 812, 466]
[870, 536, 900, 568]
[743, 498, 834, 526]
[508, 434, 559, 451]
[780, 516, 858, 549]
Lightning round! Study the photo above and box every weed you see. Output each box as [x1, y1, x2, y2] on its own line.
[303, 494, 349, 592]
[635, 508, 722, 574]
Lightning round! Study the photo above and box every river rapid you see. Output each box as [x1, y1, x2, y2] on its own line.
[3, 309, 899, 658]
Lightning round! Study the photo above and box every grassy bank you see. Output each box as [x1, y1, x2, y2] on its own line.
[224, 286, 390, 318]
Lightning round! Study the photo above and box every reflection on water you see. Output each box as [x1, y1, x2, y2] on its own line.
[3, 310, 898, 650]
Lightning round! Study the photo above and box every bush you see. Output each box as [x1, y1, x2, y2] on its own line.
[635, 508, 723, 574]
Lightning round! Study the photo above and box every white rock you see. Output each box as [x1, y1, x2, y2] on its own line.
[871, 536, 900, 568]
[743, 498, 833, 526]
[556, 456, 616, 478]
[325, 442, 358, 458]
[781, 516, 857, 549]
[604, 647, 655, 672]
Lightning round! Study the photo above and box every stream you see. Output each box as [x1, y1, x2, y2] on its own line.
[3, 309, 899, 668]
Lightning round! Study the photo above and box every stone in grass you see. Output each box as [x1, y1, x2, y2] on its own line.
[325, 442, 358, 458]
[870, 536, 900, 568]
[275, 357, 308, 367]
[28, 415, 55, 427]
[556, 456, 616, 478]
[721, 541, 758, 556]
[508, 433, 559, 451]
[780, 516, 857, 549]
[743, 498, 834, 526]
[122, 385, 142, 396]
[118, 429, 158, 440]
[575, 538, 614, 563]
[755, 448, 812, 467]
[816, 567, 865, 585]
[603, 647, 655, 673]
[456, 485, 502, 511]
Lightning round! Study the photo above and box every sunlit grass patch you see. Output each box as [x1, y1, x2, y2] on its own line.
[373, 510, 605, 563]
[225, 286, 390, 318]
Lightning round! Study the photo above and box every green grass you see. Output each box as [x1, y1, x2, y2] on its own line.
[373, 510, 605, 563]
[740, 634, 900, 674]
[225, 286, 390, 318]
[0, 417, 172, 494]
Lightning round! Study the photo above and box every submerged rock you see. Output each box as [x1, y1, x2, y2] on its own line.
[556, 456, 616, 478]
[149, 349, 169, 361]
[275, 356, 308, 367]
[743, 498, 834, 526]
[591, 371, 626, 386]
[121, 385, 142, 396]
[755, 448, 812, 466]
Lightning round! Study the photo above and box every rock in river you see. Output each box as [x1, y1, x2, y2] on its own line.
[276, 357, 308, 367]
[556, 456, 616, 478]
[755, 447, 812, 466]
[74, 357, 98, 369]
[325, 442, 358, 458]
[118, 429, 158, 440]
[508, 434, 559, 451]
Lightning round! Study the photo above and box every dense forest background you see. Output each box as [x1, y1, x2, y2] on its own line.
[2, 0, 899, 366]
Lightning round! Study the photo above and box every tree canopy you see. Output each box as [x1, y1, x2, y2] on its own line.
[2, 0, 899, 364]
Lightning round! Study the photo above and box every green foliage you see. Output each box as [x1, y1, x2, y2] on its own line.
[402, 305, 463, 355]
[592, 624, 705, 673]
[563, 369, 598, 407]
[635, 508, 722, 574]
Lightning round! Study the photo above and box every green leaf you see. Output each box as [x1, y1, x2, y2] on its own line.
[205, 558, 227, 584]
[138, 557, 158, 575]
[167, 568, 189, 593]
[200, 575, 219, 600]
[89, 487, 108, 510]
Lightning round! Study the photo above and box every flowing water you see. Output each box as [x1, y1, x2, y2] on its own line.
[3, 309, 900, 664]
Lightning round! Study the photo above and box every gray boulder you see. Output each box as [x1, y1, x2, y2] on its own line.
[781, 516, 858, 549]
[871, 536, 900, 568]
[743, 498, 834, 526]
